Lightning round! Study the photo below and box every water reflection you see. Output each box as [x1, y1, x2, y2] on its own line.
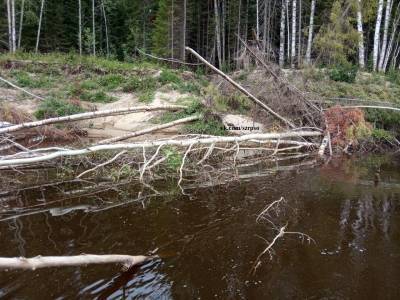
[0, 156, 399, 299]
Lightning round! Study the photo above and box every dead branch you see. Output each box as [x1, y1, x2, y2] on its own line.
[77, 150, 127, 178]
[0, 75, 45, 100]
[97, 115, 201, 145]
[0, 131, 322, 167]
[136, 48, 203, 66]
[185, 47, 296, 129]
[0, 105, 187, 135]
[0, 254, 152, 271]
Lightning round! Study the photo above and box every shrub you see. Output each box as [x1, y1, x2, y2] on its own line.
[80, 91, 116, 103]
[35, 98, 85, 119]
[371, 128, 395, 142]
[328, 64, 358, 83]
[97, 74, 126, 90]
[122, 76, 157, 93]
[159, 70, 182, 85]
[162, 147, 183, 171]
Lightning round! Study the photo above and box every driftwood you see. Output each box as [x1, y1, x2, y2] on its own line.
[0, 104, 186, 135]
[97, 115, 201, 145]
[0, 75, 45, 100]
[185, 47, 296, 129]
[0, 254, 152, 270]
[0, 131, 322, 167]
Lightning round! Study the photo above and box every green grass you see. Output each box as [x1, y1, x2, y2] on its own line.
[96, 74, 126, 90]
[80, 91, 116, 103]
[35, 98, 85, 119]
[138, 91, 155, 103]
[10, 70, 55, 88]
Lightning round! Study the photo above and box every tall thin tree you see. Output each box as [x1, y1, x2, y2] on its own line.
[356, 0, 365, 68]
[78, 0, 82, 55]
[305, 0, 316, 64]
[373, 0, 384, 71]
[92, 0, 96, 56]
[101, 0, 110, 57]
[35, 0, 45, 53]
[18, 0, 25, 49]
[379, 0, 393, 71]
[279, 0, 286, 67]
[291, 0, 297, 67]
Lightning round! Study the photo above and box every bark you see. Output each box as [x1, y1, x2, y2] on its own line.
[279, 0, 286, 67]
[78, 0, 82, 55]
[298, 0, 302, 64]
[373, 0, 384, 71]
[0, 105, 186, 135]
[18, 0, 25, 49]
[383, 3, 400, 70]
[10, 0, 16, 52]
[101, 0, 110, 57]
[0, 255, 151, 270]
[256, 0, 260, 39]
[305, 0, 315, 65]
[0, 76, 45, 100]
[379, 0, 393, 71]
[182, 0, 187, 60]
[92, 0, 96, 56]
[291, 0, 297, 68]
[356, 0, 365, 69]
[97, 115, 201, 145]
[186, 46, 296, 128]
[7, 0, 11, 52]
[214, 0, 222, 67]
[35, 0, 45, 53]
[0, 131, 322, 167]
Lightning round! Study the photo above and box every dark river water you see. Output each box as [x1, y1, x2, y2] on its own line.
[0, 155, 400, 299]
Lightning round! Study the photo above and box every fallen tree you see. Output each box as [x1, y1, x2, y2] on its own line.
[0, 131, 322, 167]
[0, 104, 187, 135]
[0, 254, 153, 271]
[97, 115, 201, 145]
[185, 47, 296, 129]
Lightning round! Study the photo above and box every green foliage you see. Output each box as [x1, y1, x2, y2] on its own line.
[97, 74, 126, 90]
[329, 64, 358, 83]
[184, 117, 226, 136]
[162, 147, 183, 171]
[138, 90, 155, 103]
[80, 91, 116, 103]
[11, 71, 54, 88]
[35, 98, 85, 119]
[122, 76, 157, 93]
[159, 70, 182, 85]
[371, 128, 395, 142]
[152, 0, 172, 56]
[365, 108, 400, 130]
[386, 68, 400, 85]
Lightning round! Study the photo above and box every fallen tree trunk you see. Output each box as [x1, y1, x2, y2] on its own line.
[0, 254, 152, 270]
[185, 47, 296, 129]
[97, 115, 201, 145]
[0, 105, 186, 135]
[0, 75, 45, 100]
[0, 131, 322, 167]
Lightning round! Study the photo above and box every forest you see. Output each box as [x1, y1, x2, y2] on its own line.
[2, 0, 400, 72]
[1, 1, 400, 299]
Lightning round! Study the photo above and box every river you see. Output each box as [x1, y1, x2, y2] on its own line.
[0, 155, 399, 299]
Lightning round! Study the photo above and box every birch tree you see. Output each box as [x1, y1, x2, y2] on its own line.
[35, 0, 45, 53]
[214, 0, 222, 67]
[279, 0, 287, 67]
[101, 0, 110, 57]
[291, 0, 297, 67]
[305, 0, 316, 64]
[373, 0, 384, 71]
[6, 0, 12, 52]
[356, 0, 365, 69]
[378, 0, 393, 71]
[18, 0, 25, 49]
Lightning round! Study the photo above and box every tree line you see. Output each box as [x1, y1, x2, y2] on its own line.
[2, 0, 400, 72]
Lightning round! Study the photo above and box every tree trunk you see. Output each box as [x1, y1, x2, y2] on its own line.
[356, 0, 365, 69]
[17, 0, 25, 49]
[373, 0, 384, 71]
[297, 0, 302, 65]
[10, 0, 16, 53]
[101, 0, 109, 57]
[378, 0, 393, 71]
[279, 0, 286, 67]
[383, 3, 400, 71]
[7, 0, 11, 52]
[256, 0, 260, 39]
[305, 0, 315, 65]
[92, 0, 96, 56]
[214, 0, 222, 67]
[35, 0, 45, 53]
[78, 0, 82, 55]
[182, 0, 187, 60]
[291, 0, 297, 68]
[236, 0, 242, 69]
[171, 0, 174, 59]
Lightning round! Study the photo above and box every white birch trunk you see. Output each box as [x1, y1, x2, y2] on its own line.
[10, 0, 16, 52]
[35, 0, 45, 53]
[101, 0, 109, 57]
[92, 0, 96, 56]
[291, 0, 297, 68]
[279, 0, 286, 67]
[298, 0, 302, 64]
[256, 0, 260, 39]
[378, 0, 393, 71]
[373, 0, 384, 71]
[356, 0, 365, 69]
[78, 0, 82, 55]
[383, 3, 400, 71]
[18, 0, 25, 49]
[182, 0, 187, 60]
[171, 0, 174, 59]
[305, 0, 315, 64]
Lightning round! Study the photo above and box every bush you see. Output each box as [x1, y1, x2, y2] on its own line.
[80, 91, 116, 103]
[35, 98, 85, 119]
[371, 128, 395, 142]
[122, 77, 157, 93]
[159, 70, 182, 85]
[365, 108, 400, 130]
[328, 64, 358, 83]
